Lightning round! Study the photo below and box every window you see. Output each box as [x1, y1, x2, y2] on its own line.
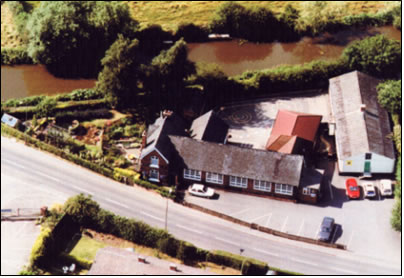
[302, 188, 309, 195]
[365, 153, 372, 160]
[275, 183, 293, 196]
[150, 156, 159, 168]
[206, 172, 224, 184]
[184, 169, 201, 181]
[230, 176, 248, 188]
[149, 169, 159, 182]
[254, 180, 272, 192]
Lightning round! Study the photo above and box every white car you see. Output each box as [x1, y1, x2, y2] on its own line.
[188, 183, 215, 199]
[362, 182, 376, 198]
[379, 179, 393, 197]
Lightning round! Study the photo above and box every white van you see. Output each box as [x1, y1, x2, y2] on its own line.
[379, 180, 393, 197]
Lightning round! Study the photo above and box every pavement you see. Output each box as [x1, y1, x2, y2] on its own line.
[217, 90, 332, 149]
[184, 158, 401, 265]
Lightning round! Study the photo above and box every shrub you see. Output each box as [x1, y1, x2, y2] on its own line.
[36, 97, 57, 118]
[63, 194, 100, 224]
[55, 88, 102, 102]
[2, 95, 45, 108]
[377, 80, 401, 114]
[176, 241, 198, 264]
[157, 236, 180, 257]
[1, 47, 34, 65]
[114, 168, 141, 180]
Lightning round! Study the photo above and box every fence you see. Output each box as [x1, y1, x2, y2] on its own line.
[1, 207, 46, 220]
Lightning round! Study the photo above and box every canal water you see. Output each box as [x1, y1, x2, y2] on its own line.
[188, 26, 401, 76]
[1, 26, 401, 101]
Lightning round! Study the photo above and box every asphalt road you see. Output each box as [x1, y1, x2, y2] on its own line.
[1, 136, 401, 275]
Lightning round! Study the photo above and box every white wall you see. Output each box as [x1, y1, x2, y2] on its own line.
[338, 153, 395, 174]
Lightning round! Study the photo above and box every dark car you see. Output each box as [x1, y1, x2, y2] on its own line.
[318, 217, 335, 242]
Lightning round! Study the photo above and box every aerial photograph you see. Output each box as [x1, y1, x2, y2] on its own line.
[1, 1, 402, 275]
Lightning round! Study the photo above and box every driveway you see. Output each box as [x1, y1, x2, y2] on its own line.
[184, 160, 401, 264]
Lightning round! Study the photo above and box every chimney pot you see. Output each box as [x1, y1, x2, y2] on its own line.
[360, 104, 366, 112]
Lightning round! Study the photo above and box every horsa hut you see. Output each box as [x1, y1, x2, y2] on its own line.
[328, 71, 395, 176]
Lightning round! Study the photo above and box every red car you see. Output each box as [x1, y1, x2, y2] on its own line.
[346, 178, 360, 199]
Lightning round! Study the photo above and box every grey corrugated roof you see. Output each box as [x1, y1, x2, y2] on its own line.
[169, 136, 303, 186]
[329, 71, 395, 160]
[141, 114, 188, 161]
[190, 110, 228, 143]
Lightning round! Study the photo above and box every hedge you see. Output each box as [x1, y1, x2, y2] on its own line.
[1, 47, 34, 65]
[55, 88, 103, 102]
[55, 108, 113, 124]
[29, 227, 53, 267]
[113, 168, 141, 181]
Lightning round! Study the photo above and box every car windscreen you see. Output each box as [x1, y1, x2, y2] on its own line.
[349, 186, 358, 191]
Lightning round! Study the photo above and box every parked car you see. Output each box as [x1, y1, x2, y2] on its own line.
[362, 182, 376, 198]
[318, 217, 335, 242]
[345, 178, 360, 199]
[379, 179, 393, 197]
[188, 183, 215, 198]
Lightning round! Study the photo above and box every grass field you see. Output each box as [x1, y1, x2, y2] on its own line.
[1, 1, 399, 48]
[127, 1, 400, 31]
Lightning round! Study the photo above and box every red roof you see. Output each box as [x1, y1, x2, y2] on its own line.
[266, 110, 322, 153]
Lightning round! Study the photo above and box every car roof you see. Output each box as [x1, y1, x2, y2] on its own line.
[192, 184, 204, 190]
[322, 217, 334, 224]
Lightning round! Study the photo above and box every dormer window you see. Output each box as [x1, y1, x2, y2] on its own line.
[150, 156, 159, 168]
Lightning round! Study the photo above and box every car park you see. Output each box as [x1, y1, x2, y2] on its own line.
[318, 217, 335, 242]
[345, 178, 360, 199]
[188, 183, 215, 199]
[362, 182, 376, 198]
[379, 179, 393, 197]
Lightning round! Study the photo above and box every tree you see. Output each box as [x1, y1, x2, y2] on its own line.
[377, 80, 401, 114]
[36, 97, 57, 119]
[27, 1, 137, 77]
[146, 38, 195, 111]
[96, 35, 143, 108]
[63, 194, 100, 224]
[342, 35, 401, 78]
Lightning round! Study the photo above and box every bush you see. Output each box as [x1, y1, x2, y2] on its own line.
[175, 23, 209, 42]
[114, 168, 141, 180]
[7, 1, 31, 42]
[1, 47, 34, 65]
[64, 194, 101, 224]
[2, 95, 46, 108]
[342, 35, 401, 78]
[377, 80, 401, 114]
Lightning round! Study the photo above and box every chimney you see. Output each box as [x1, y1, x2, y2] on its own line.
[138, 256, 147, 263]
[141, 130, 147, 149]
[360, 104, 366, 112]
[169, 264, 177, 271]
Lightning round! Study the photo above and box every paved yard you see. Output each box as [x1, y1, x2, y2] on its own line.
[184, 160, 401, 264]
[217, 90, 332, 149]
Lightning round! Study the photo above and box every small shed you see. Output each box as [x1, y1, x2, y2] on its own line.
[1, 113, 21, 128]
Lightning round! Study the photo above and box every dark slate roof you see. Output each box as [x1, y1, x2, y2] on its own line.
[329, 71, 395, 159]
[169, 136, 304, 186]
[140, 114, 188, 161]
[190, 110, 228, 143]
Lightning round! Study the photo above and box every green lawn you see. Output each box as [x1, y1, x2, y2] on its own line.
[69, 236, 106, 261]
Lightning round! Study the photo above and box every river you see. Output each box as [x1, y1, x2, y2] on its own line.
[188, 26, 401, 76]
[1, 26, 401, 101]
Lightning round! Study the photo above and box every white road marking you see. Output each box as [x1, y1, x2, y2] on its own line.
[329, 266, 358, 274]
[37, 172, 61, 183]
[230, 208, 250, 217]
[290, 257, 319, 266]
[2, 158, 61, 182]
[297, 220, 305, 236]
[105, 198, 129, 209]
[331, 225, 339, 243]
[1, 158, 26, 169]
[347, 231, 354, 249]
[176, 224, 203, 234]
[328, 180, 334, 200]
[253, 248, 279, 257]
[214, 236, 240, 247]
[281, 216, 289, 232]
[265, 213, 273, 227]
[141, 211, 164, 222]
[71, 185, 94, 196]
[249, 213, 272, 223]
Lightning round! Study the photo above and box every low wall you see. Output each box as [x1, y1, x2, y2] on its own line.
[183, 201, 346, 251]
